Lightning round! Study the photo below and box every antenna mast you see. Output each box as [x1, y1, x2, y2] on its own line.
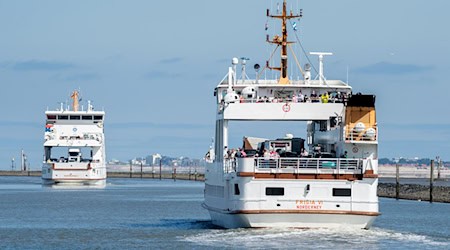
[266, 0, 302, 84]
[70, 90, 80, 112]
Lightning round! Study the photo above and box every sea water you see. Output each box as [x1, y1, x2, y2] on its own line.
[0, 176, 448, 249]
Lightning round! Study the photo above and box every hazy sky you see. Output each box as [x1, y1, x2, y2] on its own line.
[1, 0, 449, 169]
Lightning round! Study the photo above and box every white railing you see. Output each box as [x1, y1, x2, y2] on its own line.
[255, 157, 361, 171]
[345, 126, 378, 142]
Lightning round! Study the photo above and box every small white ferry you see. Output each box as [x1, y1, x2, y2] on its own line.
[42, 90, 107, 185]
[203, 0, 379, 229]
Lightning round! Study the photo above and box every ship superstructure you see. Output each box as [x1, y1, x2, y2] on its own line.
[203, 0, 379, 229]
[42, 90, 106, 185]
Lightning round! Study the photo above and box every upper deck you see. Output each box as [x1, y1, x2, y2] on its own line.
[44, 91, 105, 147]
[215, 78, 353, 121]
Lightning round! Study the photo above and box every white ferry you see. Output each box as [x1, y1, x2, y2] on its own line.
[203, 0, 379, 229]
[42, 90, 107, 185]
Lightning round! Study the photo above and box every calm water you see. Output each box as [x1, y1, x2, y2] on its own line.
[0, 177, 449, 249]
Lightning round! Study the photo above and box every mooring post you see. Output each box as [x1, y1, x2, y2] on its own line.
[430, 160, 434, 203]
[438, 160, 442, 180]
[173, 166, 176, 182]
[189, 166, 191, 180]
[194, 166, 197, 181]
[396, 163, 400, 200]
[129, 161, 132, 178]
[159, 160, 162, 180]
[152, 164, 155, 179]
[140, 161, 143, 178]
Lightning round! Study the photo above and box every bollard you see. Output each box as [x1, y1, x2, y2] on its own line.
[159, 161, 162, 180]
[430, 160, 434, 203]
[152, 165, 155, 179]
[173, 167, 176, 182]
[438, 160, 442, 180]
[396, 163, 400, 200]
[140, 162, 143, 178]
[129, 161, 132, 178]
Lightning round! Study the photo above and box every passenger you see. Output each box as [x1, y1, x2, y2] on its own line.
[341, 151, 348, 158]
[230, 149, 237, 159]
[223, 146, 228, 159]
[311, 90, 319, 103]
[335, 92, 343, 103]
[292, 94, 298, 103]
[238, 148, 247, 157]
[298, 91, 305, 102]
[269, 150, 279, 158]
[263, 149, 270, 158]
[321, 92, 329, 103]
[301, 148, 309, 157]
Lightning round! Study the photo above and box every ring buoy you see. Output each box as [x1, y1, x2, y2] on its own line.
[282, 103, 291, 112]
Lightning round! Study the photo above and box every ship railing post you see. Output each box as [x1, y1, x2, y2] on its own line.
[337, 158, 340, 175]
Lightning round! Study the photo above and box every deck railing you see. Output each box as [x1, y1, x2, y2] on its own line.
[345, 126, 378, 142]
[255, 157, 361, 171]
[226, 157, 363, 175]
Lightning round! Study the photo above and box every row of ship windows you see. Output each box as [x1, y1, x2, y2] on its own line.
[234, 185, 351, 197]
[47, 115, 103, 121]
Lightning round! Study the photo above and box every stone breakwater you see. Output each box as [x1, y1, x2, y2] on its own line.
[378, 183, 450, 203]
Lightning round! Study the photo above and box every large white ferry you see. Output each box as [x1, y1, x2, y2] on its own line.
[203, 1, 379, 229]
[42, 90, 107, 185]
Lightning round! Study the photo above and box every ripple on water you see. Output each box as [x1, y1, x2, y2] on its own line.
[181, 227, 450, 249]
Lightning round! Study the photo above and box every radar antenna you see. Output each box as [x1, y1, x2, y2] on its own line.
[310, 52, 333, 85]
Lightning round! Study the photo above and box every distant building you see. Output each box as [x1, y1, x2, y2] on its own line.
[146, 154, 161, 166]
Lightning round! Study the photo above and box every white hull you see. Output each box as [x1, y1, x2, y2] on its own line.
[42, 178, 106, 186]
[207, 208, 376, 229]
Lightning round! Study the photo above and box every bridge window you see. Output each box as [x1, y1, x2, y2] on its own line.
[70, 115, 81, 120]
[266, 187, 284, 196]
[94, 115, 103, 120]
[82, 115, 93, 120]
[47, 115, 56, 120]
[58, 115, 68, 120]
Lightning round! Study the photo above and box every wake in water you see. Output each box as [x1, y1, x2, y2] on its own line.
[181, 226, 450, 249]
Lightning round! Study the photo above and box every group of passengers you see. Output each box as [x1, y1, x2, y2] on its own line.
[224, 146, 313, 160]
[242, 91, 348, 104]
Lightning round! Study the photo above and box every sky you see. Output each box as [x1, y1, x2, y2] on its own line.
[1, 0, 449, 170]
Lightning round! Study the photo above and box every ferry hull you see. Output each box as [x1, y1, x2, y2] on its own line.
[207, 209, 377, 229]
[42, 178, 106, 186]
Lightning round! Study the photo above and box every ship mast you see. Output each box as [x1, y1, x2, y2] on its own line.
[266, 0, 302, 84]
[70, 90, 80, 112]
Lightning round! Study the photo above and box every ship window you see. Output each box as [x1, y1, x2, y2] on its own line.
[94, 115, 103, 120]
[47, 115, 56, 120]
[58, 115, 68, 120]
[333, 188, 351, 197]
[234, 184, 240, 195]
[70, 115, 81, 120]
[82, 115, 93, 120]
[266, 187, 284, 196]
